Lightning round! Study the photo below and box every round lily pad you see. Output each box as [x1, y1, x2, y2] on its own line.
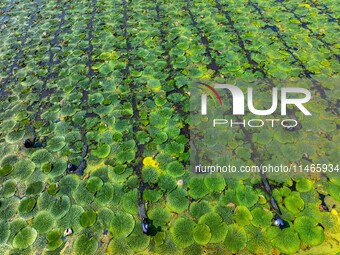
[271, 228, 300, 254]
[12, 227, 37, 249]
[190, 201, 213, 219]
[80, 209, 97, 227]
[294, 216, 324, 246]
[6, 129, 25, 143]
[170, 218, 196, 248]
[193, 224, 211, 245]
[122, 189, 138, 214]
[47, 136, 66, 151]
[167, 188, 189, 213]
[142, 166, 159, 184]
[31, 149, 54, 165]
[223, 224, 247, 253]
[18, 197, 36, 214]
[204, 178, 226, 193]
[126, 228, 151, 252]
[86, 176, 103, 193]
[49, 195, 71, 219]
[149, 207, 171, 228]
[158, 174, 177, 192]
[296, 178, 313, 192]
[109, 212, 135, 238]
[26, 181, 45, 195]
[95, 183, 114, 204]
[13, 159, 35, 180]
[1, 179, 16, 198]
[33, 211, 55, 234]
[234, 206, 253, 226]
[236, 185, 258, 207]
[284, 192, 304, 214]
[188, 178, 209, 199]
[73, 236, 98, 255]
[92, 144, 111, 158]
[198, 212, 228, 243]
[166, 161, 185, 177]
[251, 208, 273, 228]
[0, 164, 14, 177]
[108, 238, 133, 255]
[46, 229, 63, 251]
[57, 205, 84, 233]
[0, 221, 10, 245]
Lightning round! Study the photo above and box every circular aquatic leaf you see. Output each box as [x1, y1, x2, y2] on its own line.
[73, 236, 98, 255]
[0, 164, 14, 177]
[18, 197, 36, 214]
[147, 79, 161, 90]
[57, 205, 84, 233]
[6, 129, 25, 143]
[95, 183, 114, 204]
[127, 228, 150, 252]
[50, 195, 71, 219]
[1, 179, 16, 198]
[271, 228, 300, 254]
[158, 174, 177, 192]
[166, 161, 185, 177]
[190, 201, 213, 219]
[31, 149, 54, 165]
[328, 182, 340, 201]
[12, 227, 37, 249]
[86, 176, 103, 193]
[142, 166, 159, 184]
[149, 207, 171, 228]
[47, 136, 66, 151]
[92, 144, 111, 158]
[12, 159, 35, 180]
[234, 206, 253, 226]
[199, 212, 228, 243]
[223, 224, 247, 253]
[204, 178, 226, 193]
[0, 221, 10, 245]
[193, 224, 211, 245]
[26, 181, 45, 195]
[284, 192, 304, 214]
[188, 178, 209, 199]
[98, 208, 114, 229]
[296, 178, 313, 192]
[170, 218, 196, 248]
[80, 209, 97, 227]
[46, 229, 63, 251]
[33, 211, 55, 234]
[108, 238, 133, 255]
[122, 189, 138, 214]
[294, 216, 324, 246]
[236, 185, 258, 207]
[167, 188, 189, 213]
[109, 212, 135, 238]
[143, 189, 162, 202]
[251, 208, 273, 228]
[59, 175, 80, 195]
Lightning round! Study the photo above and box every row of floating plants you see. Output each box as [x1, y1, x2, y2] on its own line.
[0, 0, 339, 254]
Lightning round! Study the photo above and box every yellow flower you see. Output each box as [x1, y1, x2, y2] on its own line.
[143, 157, 159, 168]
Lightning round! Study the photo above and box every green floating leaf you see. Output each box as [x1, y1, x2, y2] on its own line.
[188, 178, 209, 199]
[284, 191, 304, 214]
[193, 224, 211, 245]
[190, 201, 213, 219]
[167, 188, 189, 213]
[143, 189, 162, 202]
[80, 209, 97, 227]
[6, 129, 25, 143]
[127, 228, 150, 252]
[271, 228, 300, 254]
[12, 227, 37, 249]
[92, 144, 111, 158]
[236, 185, 258, 207]
[108, 238, 133, 255]
[234, 206, 253, 226]
[223, 224, 247, 253]
[50, 195, 71, 219]
[199, 212, 228, 243]
[109, 212, 135, 238]
[0, 221, 10, 245]
[142, 166, 159, 184]
[46, 229, 63, 251]
[12, 159, 35, 180]
[170, 218, 196, 248]
[86, 176, 103, 193]
[95, 183, 114, 204]
[328, 182, 340, 201]
[47, 136, 66, 151]
[26, 181, 45, 195]
[122, 189, 138, 214]
[296, 178, 313, 192]
[158, 174, 177, 192]
[1, 179, 16, 198]
[251, 207, 273, 228]
[33, 211, 55, 234]
[166, 161, 185, 177]
[73, 236, 98, 255]
[204, 178, 226, 193]
[294, 216, 324, 246]
[149, 208, 171, 228]
[18, 197, 36, 214]
[31, 149, 54, 165]
[0, 164, 14, 177]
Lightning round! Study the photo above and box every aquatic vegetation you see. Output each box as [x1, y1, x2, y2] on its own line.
[0, 0, 339, 253]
